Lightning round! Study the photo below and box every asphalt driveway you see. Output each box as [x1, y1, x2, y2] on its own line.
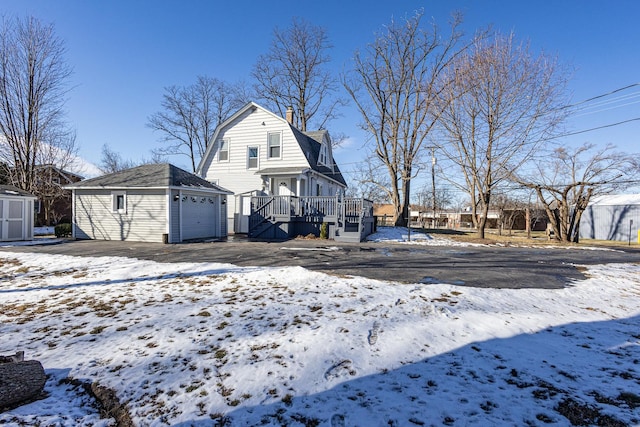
[2, 238, 638, 289]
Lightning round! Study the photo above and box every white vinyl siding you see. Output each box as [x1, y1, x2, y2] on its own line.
[74, 189, 167, 243]
[203, 107, 310, 196]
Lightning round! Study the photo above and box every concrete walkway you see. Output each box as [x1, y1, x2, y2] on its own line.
[2, 238, 638, 289]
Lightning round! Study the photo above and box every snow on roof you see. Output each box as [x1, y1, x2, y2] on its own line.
[588, 194, 640, 206]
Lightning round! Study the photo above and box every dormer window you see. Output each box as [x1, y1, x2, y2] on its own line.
[318, 144, 328, 166]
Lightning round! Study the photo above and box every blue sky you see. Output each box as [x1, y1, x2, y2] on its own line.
[2, 0, 639, 185]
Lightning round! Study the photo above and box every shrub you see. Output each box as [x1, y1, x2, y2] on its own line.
[320, 222, 328, 239]
[54, 223, 72, 238]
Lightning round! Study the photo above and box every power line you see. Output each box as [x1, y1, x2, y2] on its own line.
[568, 83, 640, 108]
[557, 117, 640, 138]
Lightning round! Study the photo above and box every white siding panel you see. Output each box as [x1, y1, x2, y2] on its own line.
[203, 107, 310, 196]
[74, 189, 167, 243]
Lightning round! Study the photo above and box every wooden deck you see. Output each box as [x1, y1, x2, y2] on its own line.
[249, 196, 374, 242]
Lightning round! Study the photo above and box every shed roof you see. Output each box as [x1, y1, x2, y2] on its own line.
[0, 185, 36, 198]
[67, 163, 232, 193]
[588, 194, 640, 206]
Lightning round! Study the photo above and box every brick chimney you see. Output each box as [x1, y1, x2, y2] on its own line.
[285, 106, 294, 125]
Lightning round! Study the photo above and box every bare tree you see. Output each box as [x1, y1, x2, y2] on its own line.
[518, 143, 635, 243]
[0, 16, 74, 193]
[491, 193, 527, 236]
[100, 144, 137, 174]
[437, 31, 568, 238]
[343, 11, 463, 226]
[252, 17, 346, 132]
[148, 76, 243, 172]
[99, 144, 165, 174]
[347, 153, 393, 203]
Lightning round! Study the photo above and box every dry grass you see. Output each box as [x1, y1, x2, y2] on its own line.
[422, 228, 638, 248]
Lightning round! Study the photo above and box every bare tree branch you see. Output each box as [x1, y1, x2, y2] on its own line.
[516, 143, 635, 242]
[252, 17, 346, 132]
[0, 16, 73, 193]
[343, 10, 464, 226]
[147, 76, 244, 172]
[436, 31, 569, 238]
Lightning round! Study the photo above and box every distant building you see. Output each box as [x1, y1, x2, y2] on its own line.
[34, 165, 83, 226]
[579, 194, 640, 242]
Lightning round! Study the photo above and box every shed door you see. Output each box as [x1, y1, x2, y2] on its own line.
[1, 199, 25, 241]
[181, 194, 217, 240]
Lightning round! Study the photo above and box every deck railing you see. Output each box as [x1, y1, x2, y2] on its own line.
[249, 195, 373, 237]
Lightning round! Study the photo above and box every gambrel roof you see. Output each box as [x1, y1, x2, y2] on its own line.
[67, 163, 232, 193]
[197, 102, 347, 188]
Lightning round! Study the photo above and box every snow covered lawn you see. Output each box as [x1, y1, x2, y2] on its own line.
[1, 248, 639, 426]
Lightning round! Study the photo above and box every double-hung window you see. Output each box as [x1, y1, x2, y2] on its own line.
[247, 146, 258, 169]
[218, 139, 229, 161]
[267, 132, 281, 159]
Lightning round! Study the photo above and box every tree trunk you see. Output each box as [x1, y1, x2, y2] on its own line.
[0, 360, 46, 409]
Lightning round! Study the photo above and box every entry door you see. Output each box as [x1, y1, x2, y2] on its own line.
[0, 199, 25, 241]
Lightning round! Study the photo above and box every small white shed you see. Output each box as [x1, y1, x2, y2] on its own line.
[0, 185, 36, 242]
[68, 163, 232, 243]
[579, 194, 640, 242]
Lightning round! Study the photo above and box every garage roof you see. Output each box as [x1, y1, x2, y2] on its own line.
[67, 163, 232, 193]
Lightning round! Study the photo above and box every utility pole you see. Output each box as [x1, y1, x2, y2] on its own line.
[430, 147, 437, 229]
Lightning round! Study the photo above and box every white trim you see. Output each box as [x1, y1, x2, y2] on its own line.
[247, 146, 259, 170]
[217, 138, 230, 162]
[165, 189, 171, 242]
[67, 185, 232, 194]
[111, 191, 127, 214]
[71, 189, 76, 239]
[267, 131, 282, 160]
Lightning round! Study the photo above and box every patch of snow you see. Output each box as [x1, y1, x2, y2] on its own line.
[0, 237, 63, 247]
[0, 252, 638, 426]
[367, 226, 484, 247]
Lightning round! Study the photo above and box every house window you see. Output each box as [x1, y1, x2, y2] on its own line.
[318, 145, 327, 166]
[218, 139, 229, 161]
[112, 191, 126, 213]
[267, 132, 281, 159]
[247, 146, 258, 169]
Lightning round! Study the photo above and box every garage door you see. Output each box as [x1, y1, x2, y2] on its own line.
[181, 194, 217, 240]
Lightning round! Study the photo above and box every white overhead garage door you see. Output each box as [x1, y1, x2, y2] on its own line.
[181, 193, 218, 240]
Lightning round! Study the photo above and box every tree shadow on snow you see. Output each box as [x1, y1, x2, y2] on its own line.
[179, 315, 640, 427]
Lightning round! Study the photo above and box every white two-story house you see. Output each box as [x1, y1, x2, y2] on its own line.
[197, 102, 353, 237]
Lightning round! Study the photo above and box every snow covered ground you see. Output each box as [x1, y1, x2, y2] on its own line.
[1, 230, 639, 426]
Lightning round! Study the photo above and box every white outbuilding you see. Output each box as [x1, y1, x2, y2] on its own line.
[579, 194, 640, 242]
[68, 163, 232, 243]
[0, 185, 36, 242]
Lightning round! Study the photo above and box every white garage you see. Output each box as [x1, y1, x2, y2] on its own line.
[68, 163, 231, 243]
[0, 185, 36, 242]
